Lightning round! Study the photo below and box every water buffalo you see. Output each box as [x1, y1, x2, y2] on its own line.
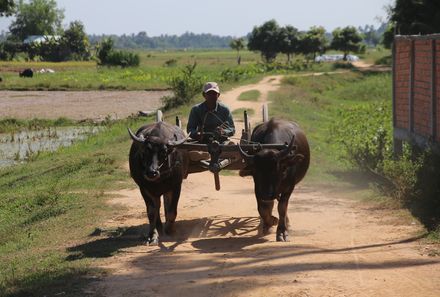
[128, 121, 188, 245]
[239, 118, 310, 242]
[19, 68, 33, 78]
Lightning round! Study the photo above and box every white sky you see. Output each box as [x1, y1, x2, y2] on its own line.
[0, 0, 393, 36]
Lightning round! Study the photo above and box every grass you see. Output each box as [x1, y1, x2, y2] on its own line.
[0, 116, 150, 297]
[0, 49, 391, 91]
[237, 90, 261, 101]
[0, 117, 91, 133]
[232, 108, 255, 118]
[269, 71, 392, 186]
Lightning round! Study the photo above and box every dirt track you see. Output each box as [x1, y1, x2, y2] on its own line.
[84, 76, 440, 296]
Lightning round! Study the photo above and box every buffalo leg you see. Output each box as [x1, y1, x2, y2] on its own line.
[140, 189, 161, 245]
[256, 199, 279, 234]
[163, 183, 181, 235]
[276, 192, 292, 242]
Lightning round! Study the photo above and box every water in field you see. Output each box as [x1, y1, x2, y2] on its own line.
[0, 126, 101, 167]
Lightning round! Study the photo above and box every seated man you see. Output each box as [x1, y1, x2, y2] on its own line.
[187, 81, 235, 143]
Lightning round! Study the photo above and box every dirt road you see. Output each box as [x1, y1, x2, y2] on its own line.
[83, 76, 439, 297]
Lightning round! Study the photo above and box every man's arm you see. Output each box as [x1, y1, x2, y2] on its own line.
[222, 109, 235, 137]
[187, 107, 200, 139]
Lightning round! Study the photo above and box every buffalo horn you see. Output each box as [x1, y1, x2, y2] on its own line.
[238, 143, 254, 163]
[167, 135, 190, 147]
[276, 135, 296, 160]
[128, 128, 145, 143]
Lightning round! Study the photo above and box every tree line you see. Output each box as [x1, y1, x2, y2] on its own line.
[1, 0, 440, 63]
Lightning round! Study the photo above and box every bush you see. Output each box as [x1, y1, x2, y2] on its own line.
[162, 62, 203, 110]
[332, 102, 393, 172]
[332, 100, 440, 231]
[96, 38, 140, 67]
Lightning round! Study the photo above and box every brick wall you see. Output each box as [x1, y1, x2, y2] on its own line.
[394, 39, 411, 130]
[394, 35, 439, 142]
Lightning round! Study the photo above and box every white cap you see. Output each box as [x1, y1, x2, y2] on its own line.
[203, 82, 220, 94]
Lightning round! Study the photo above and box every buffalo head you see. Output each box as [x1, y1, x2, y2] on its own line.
[239, 136, 305, 201]
[128, 128, 187, 181]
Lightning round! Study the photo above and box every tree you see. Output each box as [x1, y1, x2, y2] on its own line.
[384, 0, 440, 48]
[229, 38, 245, 65]
[279, 25, 300, 63]
[0, 0, 15, 16]
[63, 21, 90, 60]
[9, 0, 64, 41]
[331, 26, 363, 60]
[247, 20, 282, 63]
[299, 26, 328, 61]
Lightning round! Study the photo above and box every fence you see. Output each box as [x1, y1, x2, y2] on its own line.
[393, 34, 440, 153]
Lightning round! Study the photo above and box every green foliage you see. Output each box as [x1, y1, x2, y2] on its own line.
[162, 62, 203, 109]
[331, 92, 440, 231]
[299, 26, 328, 61]
[96, 38, 140, 67]
[332, 102, 393, 172]
[0, 117, 78, 133]
[164, 58, 177, 67]
[331, 26, 364, 60]
[0, 40, 23, 60]
[220, 64, 265, 82]
[229, 38, 245, 64]
[247, 19, 283, 63]
[0, 117, 145, 296]
[0, 0, 15, 16]
[9, 0, 64, 41]
[385, 0, 440, 47]
[62, 21, 90, 61]
[279, 25, 300, 63]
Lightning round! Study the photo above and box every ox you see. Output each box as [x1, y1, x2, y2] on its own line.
[19, 68, 33, 78]
[240, 119, 310, 242]
[128, 121, 187, 245]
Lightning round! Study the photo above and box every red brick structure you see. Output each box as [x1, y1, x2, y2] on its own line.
[393, 35, 440, 152]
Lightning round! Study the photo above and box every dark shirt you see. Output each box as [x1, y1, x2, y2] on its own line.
[187, 101, 235, 140]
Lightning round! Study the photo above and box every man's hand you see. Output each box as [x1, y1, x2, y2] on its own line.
[215, 126, 224, 135]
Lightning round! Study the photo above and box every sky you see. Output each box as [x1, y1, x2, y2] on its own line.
[0, 0, 393, 36]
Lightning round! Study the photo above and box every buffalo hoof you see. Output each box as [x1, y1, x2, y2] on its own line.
[146, 230, 159, 245]
[276, 232, 290, 242]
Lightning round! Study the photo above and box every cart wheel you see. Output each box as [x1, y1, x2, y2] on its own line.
[262, 103, 269, 122]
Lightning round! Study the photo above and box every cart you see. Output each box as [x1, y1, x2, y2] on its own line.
[159, 104, 296, 191]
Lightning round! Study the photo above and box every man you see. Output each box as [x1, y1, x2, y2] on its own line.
[187, 82, 235, 143]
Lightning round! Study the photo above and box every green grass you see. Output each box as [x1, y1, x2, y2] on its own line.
[0, 117, 91, 133]
[232, 108, 255, 118]
[269, 71, 392, 187]
[0, 117, 150, 297]
[0, 49, 391, 91]
[237, 90, 261, 101]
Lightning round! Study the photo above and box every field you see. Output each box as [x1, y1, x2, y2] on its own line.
[0, 49, 367, 91]
[1, 48, 439, 297]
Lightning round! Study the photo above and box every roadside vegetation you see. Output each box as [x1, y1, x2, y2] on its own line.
[237, 90, 261, 101]
[269, 71, 440, 237]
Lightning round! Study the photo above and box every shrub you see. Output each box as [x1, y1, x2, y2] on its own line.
[96, 38, 140, 67]
[162, 62, 203, 110]
[332, 99, 440, 231]
[332, 102, 393, 172]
